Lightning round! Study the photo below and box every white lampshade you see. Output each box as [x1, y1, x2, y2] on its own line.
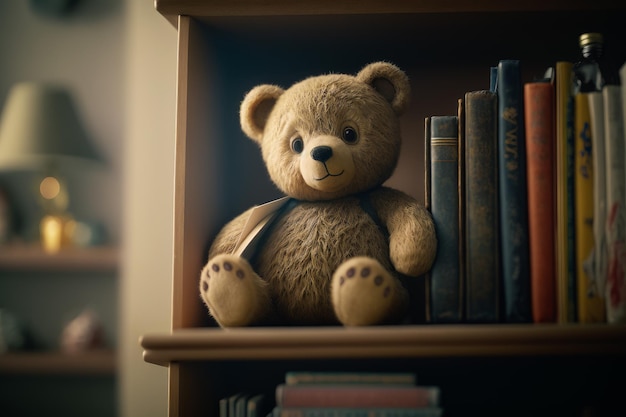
[0, 82, 102, 170]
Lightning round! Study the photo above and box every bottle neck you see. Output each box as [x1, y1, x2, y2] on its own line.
[581, 43, 603, 60]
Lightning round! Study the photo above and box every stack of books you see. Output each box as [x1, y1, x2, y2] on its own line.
[220, 372, 443, 417]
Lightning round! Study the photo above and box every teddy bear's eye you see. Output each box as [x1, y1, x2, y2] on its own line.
[291, 137, 304, 154]
[342, 127, 358, 144]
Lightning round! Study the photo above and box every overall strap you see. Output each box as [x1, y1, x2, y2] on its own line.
[247, 197, 299, 264]
[357, 191, 390, 241]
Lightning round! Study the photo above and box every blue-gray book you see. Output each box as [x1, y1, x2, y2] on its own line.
[428, 115, 461, 323]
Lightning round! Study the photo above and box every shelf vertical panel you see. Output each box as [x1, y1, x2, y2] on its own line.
[172, 15, 220, 331]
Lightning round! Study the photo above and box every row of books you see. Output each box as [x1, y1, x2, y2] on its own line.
[425, 58, 626, 324]
[219, 372, 442, 417]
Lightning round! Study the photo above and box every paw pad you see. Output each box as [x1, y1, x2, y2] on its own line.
[208, 261, 246, 281]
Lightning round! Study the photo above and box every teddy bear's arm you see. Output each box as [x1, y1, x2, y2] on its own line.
[207, 207, 256, 259]
[371, 187, 437, 277]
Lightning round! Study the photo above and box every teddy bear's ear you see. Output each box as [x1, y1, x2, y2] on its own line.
[356, 62, 410, 115]
[240, 84, 284, 143]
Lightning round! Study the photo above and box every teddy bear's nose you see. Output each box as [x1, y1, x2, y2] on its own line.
[311, 146, 333, 163]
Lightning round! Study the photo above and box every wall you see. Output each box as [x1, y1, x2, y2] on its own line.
[0, 1, 176, 416]
[0, 0, 124, 241]
[120, 1, 175, 416]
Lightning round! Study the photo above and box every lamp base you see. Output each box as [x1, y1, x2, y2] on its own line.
[40, 214, 74, 253]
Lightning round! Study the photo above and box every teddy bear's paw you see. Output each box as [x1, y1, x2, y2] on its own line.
[331, 256, 397, 326]
[200, 254, 269, 327]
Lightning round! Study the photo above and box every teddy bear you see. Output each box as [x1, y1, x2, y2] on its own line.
[199, 61, 437, 327]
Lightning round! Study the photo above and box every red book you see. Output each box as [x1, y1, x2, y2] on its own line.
[524, 81, 557, 322]
[275, 384, 440, 408]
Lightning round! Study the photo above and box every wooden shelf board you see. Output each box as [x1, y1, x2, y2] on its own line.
[0, 350, 116, 376]
[141, 324, 626, 366]
[155, 0, 626, 27]
[0, 244, 119, 272]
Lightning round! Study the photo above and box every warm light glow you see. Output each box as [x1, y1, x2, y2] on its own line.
[40, 176, 61, 200]
[41, 215, 63, 253]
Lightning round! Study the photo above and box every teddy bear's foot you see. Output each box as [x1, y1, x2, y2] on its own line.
[331, 256, 403, 326]
[200, 254, 271, 327]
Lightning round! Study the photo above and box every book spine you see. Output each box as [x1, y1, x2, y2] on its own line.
[275, 385, 440, 408]
[565, 87, 578, 322]
[424, 117, 432, 212]
[428, 115, 461, 323]
[284, 372, 417, 386]
[273, 407, 443, 417]
[574, 92, 603, 323]
[457, 98, 466, 323]
[555, 61, 577, 323]
[497, 59, 531, 322]
[587, 92, 608, 318]
[463, 90, 500, 322]
[247, 394, 270, 417]
[276, 384, 439, 408]
[603, 85, 626, 323]
[489, 66, 498, 93]
[424, 117, 432, 323]
[524, 81, 556, 323]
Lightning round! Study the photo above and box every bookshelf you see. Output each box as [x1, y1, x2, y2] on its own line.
[144, 1, 626, 416]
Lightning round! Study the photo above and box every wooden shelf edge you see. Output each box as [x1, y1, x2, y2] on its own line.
[0, 244, 119, 272]
[140, 324, 626, 367]
[0, 350, 117, 376]
[155, 0, 626, 28]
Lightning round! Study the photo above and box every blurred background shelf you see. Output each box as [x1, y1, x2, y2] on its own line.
[0, 350, 116, 376]
[0, 244, 119, 272]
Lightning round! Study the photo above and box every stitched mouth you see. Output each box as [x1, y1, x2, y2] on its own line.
[315, 164, 344, 181]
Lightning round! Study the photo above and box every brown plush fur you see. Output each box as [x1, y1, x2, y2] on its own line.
[200, 62, 437, 327]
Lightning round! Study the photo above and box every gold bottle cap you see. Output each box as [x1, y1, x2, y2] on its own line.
[579, 32, 603, 47]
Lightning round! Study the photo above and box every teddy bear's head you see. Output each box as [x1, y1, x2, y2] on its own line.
[240, 62, 410, 201]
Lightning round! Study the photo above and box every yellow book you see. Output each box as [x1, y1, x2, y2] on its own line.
[574, 92, 605, 323]
[555, 62, 576, 323]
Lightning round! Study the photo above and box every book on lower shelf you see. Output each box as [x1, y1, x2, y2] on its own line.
[285, 372, 417, 386]
[275, 384, 440, 409]
[271, 407, 443, 417]
[220, 392, 272, 417]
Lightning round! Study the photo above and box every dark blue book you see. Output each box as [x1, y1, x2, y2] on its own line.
[427, 115, 461, 323]
[496, 59, 531, 323]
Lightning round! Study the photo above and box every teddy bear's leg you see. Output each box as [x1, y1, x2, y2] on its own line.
[331, 256, 408, 326]
[200, 254, 272, 327]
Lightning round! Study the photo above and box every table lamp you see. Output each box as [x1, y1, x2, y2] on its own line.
[0, 82, 102, 252]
